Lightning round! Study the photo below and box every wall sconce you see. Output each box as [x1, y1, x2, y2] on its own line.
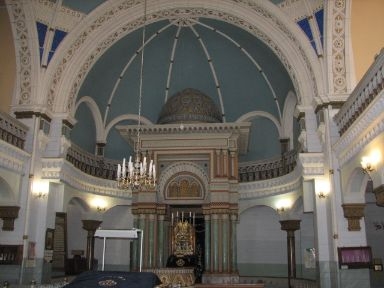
[361, 150, 381, 177]
[275, 199, 291, 214]
[317, 192, 327, 199]
[276, 207, 286, 214]
[361, 157, 374, 175]
[91, 198, 107, 212]
[97, 206, 106, 212]
[32, 180, 49, 199]
[315, 179, 330, 199]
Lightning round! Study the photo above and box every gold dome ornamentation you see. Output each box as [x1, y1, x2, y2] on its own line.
[157, 88, 223, 124]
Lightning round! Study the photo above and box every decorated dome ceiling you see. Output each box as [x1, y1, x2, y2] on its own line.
[46, 0, 324, 163]
[157, 88, 223, 124]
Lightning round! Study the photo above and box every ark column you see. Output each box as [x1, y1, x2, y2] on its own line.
[230, 213, 238, 272]
[211, 213, 219, 272]
[157, 213, 165, 267]
[221, 213, 230, 272]
[147, 214, 156, 268]
[203, 211, 211, 272]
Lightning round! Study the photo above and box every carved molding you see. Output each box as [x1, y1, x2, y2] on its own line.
[342, 203, 365, 231]
[0, 141, 30, 174]
[330, 0, 347, 95]
[0, 206, 20, 231]
[298, 152, 325, 176]
[7, 0, 32, 106]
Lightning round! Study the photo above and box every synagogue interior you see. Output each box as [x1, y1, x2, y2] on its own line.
[0, 0, 383, 288]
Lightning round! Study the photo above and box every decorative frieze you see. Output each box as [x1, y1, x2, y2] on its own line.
[330, 0, 348, 95]
[7, 0, 32, 106]
[342, 203, 365, 231]
[131, 203, 158, 215]
[201, 202, 238, 215]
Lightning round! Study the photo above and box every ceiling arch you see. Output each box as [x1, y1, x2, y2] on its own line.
[44, 0, 323, 116]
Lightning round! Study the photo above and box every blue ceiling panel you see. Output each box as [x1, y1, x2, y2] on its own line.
[74, 16, 296, 162]
[315, 9, 324, 47]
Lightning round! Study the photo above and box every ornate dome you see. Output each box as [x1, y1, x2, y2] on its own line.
[157, 88, 223, 124]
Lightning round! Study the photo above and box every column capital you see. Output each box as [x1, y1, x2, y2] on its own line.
[82, 220, 102, 232]
[342, 203, 365, 231]
[0, 206, 20, 231]
[373, 184, 384, 207]
[280, 219, 301, 232]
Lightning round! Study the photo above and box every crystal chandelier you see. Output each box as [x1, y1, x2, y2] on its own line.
[116, 0, 156, 190]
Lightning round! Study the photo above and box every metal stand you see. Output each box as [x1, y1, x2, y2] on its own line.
[94, 228, 143, 272]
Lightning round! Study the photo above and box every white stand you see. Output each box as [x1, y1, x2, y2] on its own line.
[94, 228, 143, 272]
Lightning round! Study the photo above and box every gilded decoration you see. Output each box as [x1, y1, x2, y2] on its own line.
[166, 174, 203, 199]
[172, 220, 195, 258]
[157, 88, 223, 124]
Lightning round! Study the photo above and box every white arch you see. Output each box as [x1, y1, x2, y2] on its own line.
[75, 96, 105, 143]
[343, 167, 367, 203]
[104, 114, 153, 144]
[281, 90, 298, 148]
[42, 0, 324, 116]
[236, 110, 282, 137]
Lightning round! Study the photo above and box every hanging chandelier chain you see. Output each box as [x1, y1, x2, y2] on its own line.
[116, 0, 156, 191]
[136, 0, 147, 151]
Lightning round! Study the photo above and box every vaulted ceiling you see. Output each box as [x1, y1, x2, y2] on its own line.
[35, 0, 324, 163]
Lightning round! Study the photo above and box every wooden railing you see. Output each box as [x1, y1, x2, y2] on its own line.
[66, 143, 118, 180]
[66, 144, 297, 183]
[238, 150, 297, 182]
[0, 111, 28, 150]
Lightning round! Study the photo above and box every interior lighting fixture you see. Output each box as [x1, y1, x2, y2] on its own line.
[361, 150, 381, 181]
[316, 179, 330, 199]
[32, 180, 49, 199]
[116, 0, 156, 190]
